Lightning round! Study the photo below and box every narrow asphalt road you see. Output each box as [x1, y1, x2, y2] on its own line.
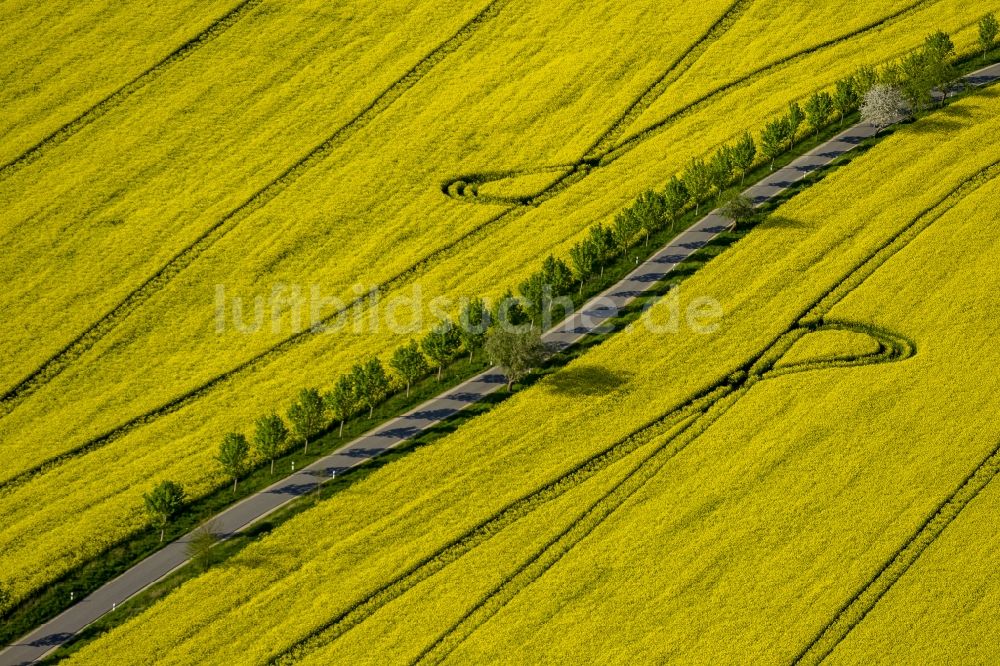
[3, 61, 998, 665]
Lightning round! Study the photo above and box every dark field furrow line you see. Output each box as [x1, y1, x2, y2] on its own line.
[411, 390, 748, 665]
[441, 0, 757, 205]
[581, 0, 756, 160]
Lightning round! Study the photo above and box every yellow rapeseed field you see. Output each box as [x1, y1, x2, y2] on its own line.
[0, 0, 997, 607]
[61, 87, 1000, 663]
[0, 0, 239, 166]
[827, 480, 1000, 664]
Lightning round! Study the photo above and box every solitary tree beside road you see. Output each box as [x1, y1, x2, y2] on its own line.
[325, 374, 356, 436]
[633, 189, 667, 245]
[569, 237, 598, 293]
[287, 387, 326, 453]
[682, 156, 712, 214]
[804, 91, 833, 137]
[587, 224, 614, 277]
[729, 132, 756, 184]
[611, 208, 641, 255]
[759, 118, 787, 170]
[922, 31, 959, 103]
[980, 13, 999, 60]
[786, 102, 804, 148]
[662, 175, 689, 224]
[519, 273, 547, 326]
[143, 479, 185, 541]
[352, 357, 391, 418]
[217, 433, 250, 493]
[390, 339, 428, 397]
[898, 48, 936, 111]
[832, 78, 860, 126]
[541, 254, 574, 296]
[708, 147, 733, 201]
[485, 326, 548, 391]
[719, 193, 757, 230]
[422, 322, 461, 381]
[458, 297, 490, 361]
[253, 413, 288, 475]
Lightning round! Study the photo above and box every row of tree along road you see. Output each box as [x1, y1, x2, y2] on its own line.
[143, 18, 998, 541]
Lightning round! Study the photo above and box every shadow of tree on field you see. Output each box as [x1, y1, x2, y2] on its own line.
[544, 365, 632, 396]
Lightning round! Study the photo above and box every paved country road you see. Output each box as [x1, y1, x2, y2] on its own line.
[3, 61, 999, 666]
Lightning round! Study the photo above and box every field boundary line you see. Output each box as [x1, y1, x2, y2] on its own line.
[410, 388, 749, 665]
[268, 393, 724, 664]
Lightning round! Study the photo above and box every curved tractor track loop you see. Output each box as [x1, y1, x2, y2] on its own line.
[0, 0, 265, 181]
[408, 328, 916, 666]
[765, 320, 916, 381]
[443, 0, 938, 207]
[270, 157, 1000, 665]
[0, 0, 515, 422]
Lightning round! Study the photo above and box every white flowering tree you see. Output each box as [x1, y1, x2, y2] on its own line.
[860, 84, 907, 131]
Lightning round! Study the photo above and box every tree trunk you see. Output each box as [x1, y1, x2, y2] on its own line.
[270, 458, 275, 475]
[507, 377, 514, 391]
[437, 365, 443, 381]
[303, 438, 308, 455]
[339, 420, 345, 437]
[406, 381, 411, 397]
[469, 349, 474, 364]
[160, 527, 165, 542]
[369, 404, 374, 419]
[232, 477, 238, 493]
